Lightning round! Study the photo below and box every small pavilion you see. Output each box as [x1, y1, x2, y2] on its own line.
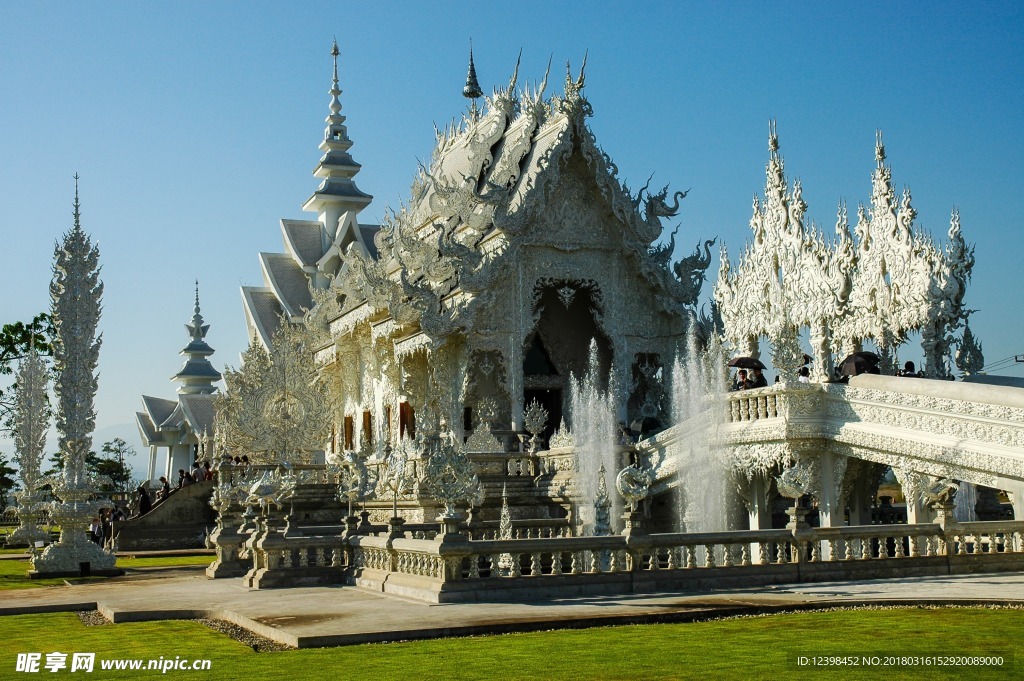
[136, 284, 222, 482]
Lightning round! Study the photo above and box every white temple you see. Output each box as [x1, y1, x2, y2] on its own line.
[195, 44, 1024, 601]
[137, 283, 221, 482]
[240, 44, 715, 455]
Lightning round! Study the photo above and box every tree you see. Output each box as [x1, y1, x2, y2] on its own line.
[0, 313, 53, 433]
[0, 454, 18, 514]
[95, 438, 135, 493]
[43, 451, 64, 477]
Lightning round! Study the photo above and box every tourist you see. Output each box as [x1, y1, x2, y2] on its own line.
[100, 508, 113, 548]
[798, 366, 810, 383]
[733, 369, 748, 391]
[176, 469, 186, 488]
[749, 368, 769, 388]
[204, 461, 214, 481]
[137, 484, 152, 515]
[89, 517, 102, 544]
[182, 470, 195, 487]
[157, 476, 171, 500]
[900, 361, 920, 378]
[191, 460, 204, 482]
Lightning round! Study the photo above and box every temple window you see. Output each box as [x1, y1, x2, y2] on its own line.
[343, 415, 354, 451]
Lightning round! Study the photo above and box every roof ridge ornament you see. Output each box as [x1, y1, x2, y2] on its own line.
[539, 54, 552, 95]
[463, 40, 483, 121]
[508, 48, 521, 93]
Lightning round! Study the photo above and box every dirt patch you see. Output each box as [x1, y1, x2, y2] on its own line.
[198, 619, 291, 652]
[76, 610, 110, 626]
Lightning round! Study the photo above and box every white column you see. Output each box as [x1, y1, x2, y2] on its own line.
[847, 476, 873, 526]
[747, 474, 771, 530]
[817, 452, 843, 527]
[147, 445, 158, 482]
[1005, 484, 1024, 523]
[747, 474, 771, 561]
[816, 451, 844, 560]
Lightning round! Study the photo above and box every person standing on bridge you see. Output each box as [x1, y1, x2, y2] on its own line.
[732, 369, 749, 390]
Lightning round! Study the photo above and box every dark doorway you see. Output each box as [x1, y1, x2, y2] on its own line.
[399, 402, 415, 439]
[524, 388, 562, 447]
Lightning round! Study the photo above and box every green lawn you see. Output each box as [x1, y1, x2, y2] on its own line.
[117, 555, 213, 569]
[1, 608, 1019, 680]
[0, 555, 212, 590]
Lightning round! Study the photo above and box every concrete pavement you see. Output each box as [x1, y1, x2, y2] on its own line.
[1, 566, 1021, 648]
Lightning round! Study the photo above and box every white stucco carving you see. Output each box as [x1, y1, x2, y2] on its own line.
[715, 126, 974, 380]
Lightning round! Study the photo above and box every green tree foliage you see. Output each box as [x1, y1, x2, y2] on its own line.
[42, 452, 63, 477]
[95, 438, 135, 493]
[40, 440, 135, 493]
[0, 454, 18, 513]
[0, 313, 53, 432]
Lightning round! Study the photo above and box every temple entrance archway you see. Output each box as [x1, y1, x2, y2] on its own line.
[525, 280, 613, 434]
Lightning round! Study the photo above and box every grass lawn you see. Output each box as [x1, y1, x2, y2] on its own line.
[1, 608, 1020, 680]
[0, 555, 212, 590]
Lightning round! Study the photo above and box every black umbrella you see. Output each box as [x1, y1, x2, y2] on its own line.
[727, 356, 767, 370]
[839, 351, 881, 376]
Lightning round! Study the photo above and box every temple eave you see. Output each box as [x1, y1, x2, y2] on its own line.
[302, 190, 373, 212]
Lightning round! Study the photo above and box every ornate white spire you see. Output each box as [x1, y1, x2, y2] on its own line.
[302, 40, 372, 239]
[955, 319, 984, 377]
[34, 180, 116, 574]
[51, 178, 102, 475]
[9, 338, 51, 546]
[174, 280, 221, 394]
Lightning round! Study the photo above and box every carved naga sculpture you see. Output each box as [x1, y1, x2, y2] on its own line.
[648, 224, 678, 269]
[673, 238, 717, 304]
[641, 183, 689, 235]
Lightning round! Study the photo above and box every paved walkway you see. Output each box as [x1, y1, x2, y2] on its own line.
[1, 568, 1022, 648]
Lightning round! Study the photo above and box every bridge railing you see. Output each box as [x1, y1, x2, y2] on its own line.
[336, 519, 1024, 601]
[726, 386, 786, 423]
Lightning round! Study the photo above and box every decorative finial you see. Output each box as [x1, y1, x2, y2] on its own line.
[331, 38, 339, 82]
[187, 279, 208, 341]
[328, 40, 342, 119]
[768, 119, 779, 154]
[577, 49, 588, 89]
[72, 173, 81, 231]
[463, 40, 483, 100]
[875, 129, 885, 165]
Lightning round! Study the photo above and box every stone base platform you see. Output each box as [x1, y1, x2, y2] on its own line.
[0, 569, 1022, 649]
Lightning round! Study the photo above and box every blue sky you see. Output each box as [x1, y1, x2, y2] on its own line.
[1, 2, 1022, 476]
